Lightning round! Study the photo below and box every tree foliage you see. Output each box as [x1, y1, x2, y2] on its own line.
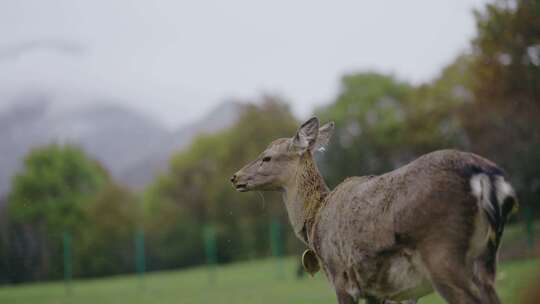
[144, 97, 300, 268]
[465, 0, 540, 211]
[315, 71, 466, 187]
[5, 144, 108, 281]
[75, 183, 139, 277]
[8, 144, 107, 232]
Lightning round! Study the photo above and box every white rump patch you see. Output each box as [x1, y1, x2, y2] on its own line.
[470, 174, 495, 219]
[494, 176, 515, 204]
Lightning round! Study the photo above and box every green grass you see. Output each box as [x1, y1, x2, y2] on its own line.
[502, 221, 540, 243]
[1, 258, 538, 304]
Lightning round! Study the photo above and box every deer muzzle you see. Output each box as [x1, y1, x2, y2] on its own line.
[230, 173, 249, 192]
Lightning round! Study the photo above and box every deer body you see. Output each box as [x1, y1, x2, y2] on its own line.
[231, 117, 517, 304]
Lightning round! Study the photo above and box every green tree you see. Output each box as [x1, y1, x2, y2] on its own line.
[465, 0, 540, 213]
[144, 96, 299, 269]
[407, 55, 472, 151]
[75, 183, 139, 277]
[315, 64, 475, 189]
[316, 73, 413, 186]
[0, 197, 8, 283]
[7, 144, 108, 280]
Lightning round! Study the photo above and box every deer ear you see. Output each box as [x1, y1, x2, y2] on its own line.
[292, 117, 319, 152]
[313, 121, 335, 152]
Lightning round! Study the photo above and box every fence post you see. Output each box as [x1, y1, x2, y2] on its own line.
[524, 205, 535, 252]
[270, 218, 284, 279]
[203, 224, 217, 284]
[135, 228, 146, 290]
[63, 231, 72, 295]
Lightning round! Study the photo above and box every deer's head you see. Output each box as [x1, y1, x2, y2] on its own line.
[230, 117, 334, 192]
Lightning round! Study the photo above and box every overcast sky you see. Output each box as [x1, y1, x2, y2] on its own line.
[0, 0, 488, 129]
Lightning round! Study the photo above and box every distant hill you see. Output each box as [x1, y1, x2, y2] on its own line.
[0, 92, 244, 196]
[118, 100, 244, 188]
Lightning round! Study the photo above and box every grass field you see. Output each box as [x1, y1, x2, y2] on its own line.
[1, 257, 538, 304]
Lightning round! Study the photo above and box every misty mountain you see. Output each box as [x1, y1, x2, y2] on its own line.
[118, 100, 244, 188]
[0, 92, 243, 196]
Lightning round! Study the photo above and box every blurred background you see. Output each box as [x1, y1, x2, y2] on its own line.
[0, 0, 539, 303]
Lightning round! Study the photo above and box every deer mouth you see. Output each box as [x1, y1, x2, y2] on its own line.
[235, 183, 249, 192]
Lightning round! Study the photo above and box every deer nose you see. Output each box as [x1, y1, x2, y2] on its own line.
[230, 174, 237, 183]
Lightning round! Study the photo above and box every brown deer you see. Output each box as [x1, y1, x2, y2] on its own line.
[230, 117, 517, 304]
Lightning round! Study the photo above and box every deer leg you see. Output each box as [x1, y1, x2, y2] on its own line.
[335, 289, 357, 304]
[419, 245, 485, 304]
[476, 282, 501, 304]
[365, 296, 383, 304]
[473, 268, 501, 304]
[472, 246, 502, 304]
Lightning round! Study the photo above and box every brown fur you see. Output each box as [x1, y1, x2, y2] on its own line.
[305, 150, 509, 303]
[298, 153, 330, 237]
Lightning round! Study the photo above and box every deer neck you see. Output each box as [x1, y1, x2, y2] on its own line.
[282, 153, 329, 245]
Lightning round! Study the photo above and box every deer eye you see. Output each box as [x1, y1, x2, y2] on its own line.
[262, 156, 272, 162]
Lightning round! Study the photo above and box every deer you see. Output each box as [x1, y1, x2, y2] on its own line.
[230, 117, 518, 304]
